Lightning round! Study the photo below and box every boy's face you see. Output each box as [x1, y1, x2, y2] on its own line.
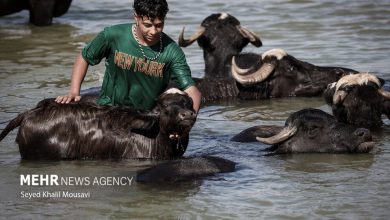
[134, 15, 164, 45]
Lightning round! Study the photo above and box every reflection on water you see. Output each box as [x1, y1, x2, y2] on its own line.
[1, 0, 390, 219]
[201, 97, 329, 122]
[280, 154, 375, 173]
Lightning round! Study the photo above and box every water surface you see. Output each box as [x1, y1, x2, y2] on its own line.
[1, 0, 390, 219]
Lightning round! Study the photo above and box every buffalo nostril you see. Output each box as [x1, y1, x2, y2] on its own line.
[179, 111, 195, 119]
[353, 128, 370, 138]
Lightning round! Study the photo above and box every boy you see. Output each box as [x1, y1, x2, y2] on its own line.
[56, 0, 201, 112]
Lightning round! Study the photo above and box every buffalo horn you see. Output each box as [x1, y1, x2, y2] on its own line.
[231, 56, 251, 75]
[178, 26, 205, 47]
[231, 56, 276, 85]
[236, 25, 262, 47]
[332, 90, 348, 104]
[256, 125, 297, 145]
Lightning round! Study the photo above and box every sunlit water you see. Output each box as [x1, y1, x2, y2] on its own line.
[1, 0, 390, 219]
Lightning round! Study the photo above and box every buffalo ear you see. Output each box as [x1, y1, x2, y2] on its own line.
[128, 114, 158, 131]
[231, 125, 284, 142]
[150, 103, 162, 117]
[129, 114, 159, 137]
[128, 107, 161, 137]
[307, 126, 320, 139]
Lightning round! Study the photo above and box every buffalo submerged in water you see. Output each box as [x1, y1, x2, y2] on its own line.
[136, 156, 236, 183]
[231, 108, 375, 154]
[323, 72, 390, 128]
[0, 0, 72, 26]
[0, 89, 197, 160]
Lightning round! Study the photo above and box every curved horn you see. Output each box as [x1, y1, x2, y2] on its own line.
[178, 26, 205, 47]
[231, 56, 251, 75]
[378, 89, 390, 100]
[332, 90, 349, 104]
[256, 125, 297, 145]
[236, 25, 262, 47]
[231, 56, 276, 85]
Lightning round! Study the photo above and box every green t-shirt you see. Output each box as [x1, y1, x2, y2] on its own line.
[82, 23, 195, 110]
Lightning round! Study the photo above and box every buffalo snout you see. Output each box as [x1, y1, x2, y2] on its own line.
[179, 109, 196, 121]
[351, 128, 374, 153]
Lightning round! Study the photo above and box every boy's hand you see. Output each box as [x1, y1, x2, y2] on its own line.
[55, 94, 81, 104]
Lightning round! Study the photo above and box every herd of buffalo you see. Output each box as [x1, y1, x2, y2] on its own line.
[1, 13, 389, 183]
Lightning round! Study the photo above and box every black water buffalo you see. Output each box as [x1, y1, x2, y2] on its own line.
[136, 156, 236, 183]
[0, 0, 72, 26]
[231, 108, 374, 154]
[231, 50, 357, 99]
[179, 12, 262, 79]
[179, 12, 262, 101]
[0, 89, 196, 160]
[179, 13, 358, 101]
[323, 73, 390, 128]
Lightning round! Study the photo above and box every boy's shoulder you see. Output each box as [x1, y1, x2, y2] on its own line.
[162, 32, 180, 50]
[104, 23, 131, 34]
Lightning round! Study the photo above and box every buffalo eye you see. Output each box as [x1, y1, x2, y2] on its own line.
[162, 108, 170, 115]
[157, 104, 170, 115]
[307, 125, 321, 138]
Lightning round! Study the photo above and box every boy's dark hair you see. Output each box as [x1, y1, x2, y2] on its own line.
[133, 0, 169, 20]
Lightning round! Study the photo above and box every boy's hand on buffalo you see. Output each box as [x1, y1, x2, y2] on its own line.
[55, 94, 81, 104]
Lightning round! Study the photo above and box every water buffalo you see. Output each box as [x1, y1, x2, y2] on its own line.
[179, 12, 262, 79]
[0, 0, 72, 26]
[179, 13, 358, 101]
[323, 73, 390, 128]
[136, 156, 236, 183]
[0, 89, 196, 160]
[179, 12, 262, 101]
[231, 108, 374, 154]
[231, 49, 357, 99]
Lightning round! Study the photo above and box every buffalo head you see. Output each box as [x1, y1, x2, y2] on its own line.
[323, 73, 390, 128]
[179, 12, 262, 78]
[232, 108, 374, 154]
[153, 88, 197, 140]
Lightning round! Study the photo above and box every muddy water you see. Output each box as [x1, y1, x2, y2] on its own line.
[1, 0, 390, 219]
